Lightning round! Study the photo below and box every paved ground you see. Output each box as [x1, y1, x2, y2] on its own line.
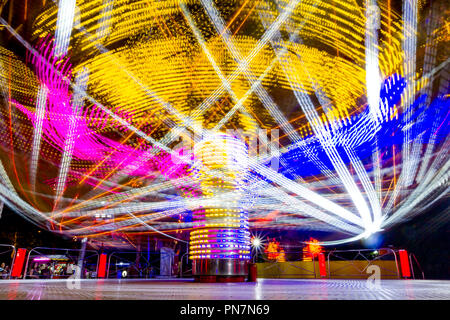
[0, 278, 448, 300]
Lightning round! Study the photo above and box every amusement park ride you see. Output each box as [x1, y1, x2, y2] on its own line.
[0, 0, 448, 282]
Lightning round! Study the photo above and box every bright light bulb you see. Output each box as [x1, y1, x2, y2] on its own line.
[252, 237, 261, 248]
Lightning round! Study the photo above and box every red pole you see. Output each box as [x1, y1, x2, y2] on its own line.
[248, 262, 257, 282]
[11, 248, 27, 278]
[398, 250, 411, 278]
[318, 253, 327, 278]
[97, 253, 107, 278]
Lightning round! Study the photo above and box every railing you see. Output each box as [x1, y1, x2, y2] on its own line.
[256, 248, 317, 278]
[2, 244, 425, 280]
[179, 252, 192, 278]
[326, 248, 400, 279]
[23, 247, 99, 279]
[106, 251, 162, 279]
[0, 244, 16, 279]
[409, 253, 425, 279]
[3, 245, 184, 280]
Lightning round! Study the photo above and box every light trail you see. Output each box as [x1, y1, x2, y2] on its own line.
[30, 85, 48, 191]
[0, 1, 447, 248]
[54, 0, 76, 57]
[54, 68, 89, 209]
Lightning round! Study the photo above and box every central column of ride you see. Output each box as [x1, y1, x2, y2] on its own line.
[190, 133, 250, 282]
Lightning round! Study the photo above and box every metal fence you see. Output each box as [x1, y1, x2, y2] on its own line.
[0, 244, 16, 279]
[179, 252, 192, 278]
[326, 248, 400, 279]
[255, 247, 425, 280]
[106, 251, 163, 279]
[409, 252, 425, 279]
[255, 247, 318, 278]
[23, 247, 99, 279]
[1, 244, 425, 280]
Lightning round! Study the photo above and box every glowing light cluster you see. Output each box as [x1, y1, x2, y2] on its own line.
[189, 134, 250, 260]
[303, 237, 323, 261]
[264, 239, 286, 262]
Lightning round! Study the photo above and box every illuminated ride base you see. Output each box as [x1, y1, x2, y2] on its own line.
[189, 134, 250, 282]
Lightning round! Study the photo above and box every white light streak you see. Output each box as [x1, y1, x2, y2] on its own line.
[30, 84, 48, 190]
[54, 0, 76, 57]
